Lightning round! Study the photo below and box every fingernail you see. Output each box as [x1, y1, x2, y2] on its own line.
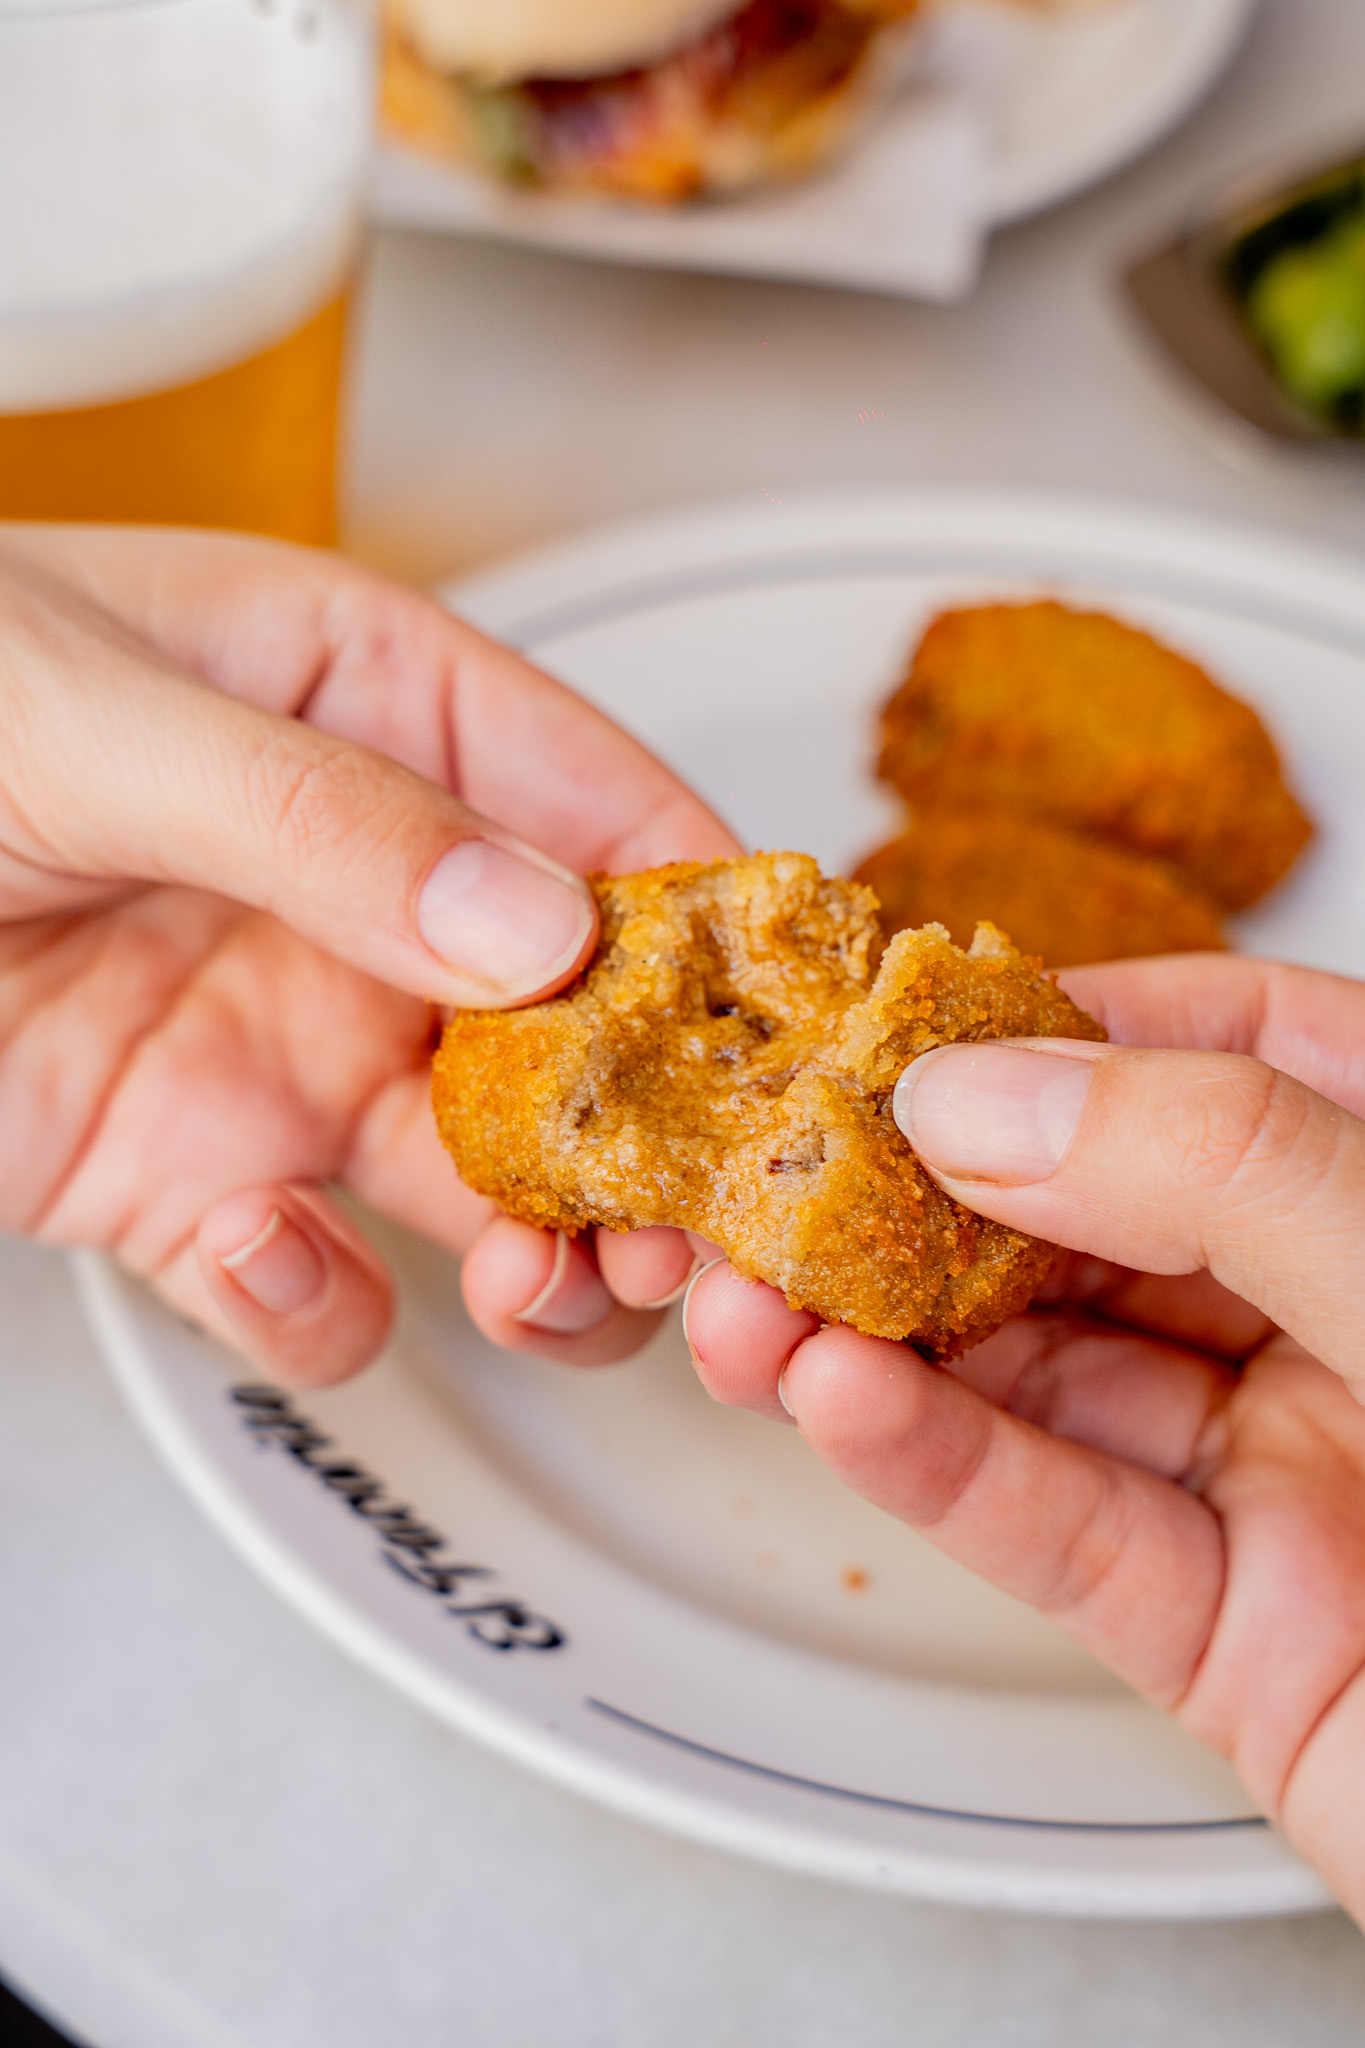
[638, 1251, 704, 1313]
[776, 1371, 795, 1418]
[680, 1257, 729, 1367]
[219, 1207, 326, 1316]
[511, 1231, 614, 1334]
[893, 1043, 1098, 1185]
[418, 838, 595, 1002]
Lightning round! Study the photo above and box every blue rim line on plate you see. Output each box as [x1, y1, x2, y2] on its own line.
[586, 1700, 1269, 1835]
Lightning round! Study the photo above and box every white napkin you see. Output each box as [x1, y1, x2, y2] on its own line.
[369, 25, 1001, 302]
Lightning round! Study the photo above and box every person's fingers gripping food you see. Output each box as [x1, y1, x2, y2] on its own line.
[434, 853, 1104, 1359]
[892, 1033, 1365, 1399]
[0, 528, 740, 1381]
[0, 541, 599, 1003]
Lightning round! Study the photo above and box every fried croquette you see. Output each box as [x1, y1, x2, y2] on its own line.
[877, 601, 1313, 912]
[433, 853, 1104, 1359]
[854, 803, 1225, 968]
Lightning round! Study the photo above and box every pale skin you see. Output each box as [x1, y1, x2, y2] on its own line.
[6, 527, 1365, 1922]
[684, 955, 1365, 1926]
[0, 525, 736, 1381]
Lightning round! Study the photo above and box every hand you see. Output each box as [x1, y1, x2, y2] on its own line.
[683, 952, 1365, 1922]
[0, 526, 737, 1382]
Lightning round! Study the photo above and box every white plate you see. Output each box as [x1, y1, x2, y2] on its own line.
[977, 0, 1253, 224]
[79, 485, 1365, 1921]
[369, 0, 1255, 298]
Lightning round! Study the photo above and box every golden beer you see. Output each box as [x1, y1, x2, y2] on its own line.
[0, 292, 350, 545]
[1, 0, 371, 545]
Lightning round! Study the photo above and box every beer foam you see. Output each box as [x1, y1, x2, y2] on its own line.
[0, 0, 371, 411]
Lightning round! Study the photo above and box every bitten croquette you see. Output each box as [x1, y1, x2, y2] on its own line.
[433, 853, 1104, 1359]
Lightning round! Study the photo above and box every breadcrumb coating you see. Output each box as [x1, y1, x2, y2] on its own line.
[433, 853, 1104, 1359]
[854, 802, 1226, 968]
[877, 601, 1312, 912]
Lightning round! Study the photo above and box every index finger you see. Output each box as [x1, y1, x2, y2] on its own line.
[1060, 954, 1365, 1119]
[0, 525, 741, 875]
[771, 1314, 1222, 1707]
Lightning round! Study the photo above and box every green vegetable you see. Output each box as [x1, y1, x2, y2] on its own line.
[1244, 208, 1365, 429]
[1229, 165, 1365, 434]
[465, 85, 542, 187]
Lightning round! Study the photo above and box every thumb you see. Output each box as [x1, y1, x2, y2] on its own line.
[893, 1038, 1365, 1391]
[1, 594, 596, 1007]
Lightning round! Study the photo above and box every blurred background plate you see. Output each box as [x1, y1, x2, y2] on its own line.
[981, 0, 1255, 223]
[74, 487, 1365, 1921]
[370, 0, 1257, 297]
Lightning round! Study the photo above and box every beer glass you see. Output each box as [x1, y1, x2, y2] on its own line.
[0, 0, 372, 543]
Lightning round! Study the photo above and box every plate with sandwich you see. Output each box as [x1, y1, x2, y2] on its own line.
[77, 488, 1365, 1919]
[371, 0, 1257, 299]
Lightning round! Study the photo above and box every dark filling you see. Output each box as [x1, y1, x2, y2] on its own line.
[465, 0, 901, 197]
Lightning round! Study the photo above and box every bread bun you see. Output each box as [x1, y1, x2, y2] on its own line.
[392, 0, 740, 81]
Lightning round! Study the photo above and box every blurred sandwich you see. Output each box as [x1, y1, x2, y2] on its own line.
[381, 0, 924, 204]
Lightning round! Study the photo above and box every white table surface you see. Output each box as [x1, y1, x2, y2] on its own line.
[7, 1, 1365, 2040]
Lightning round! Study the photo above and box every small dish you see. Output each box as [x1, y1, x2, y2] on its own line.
[1126, 138, 1365, 446]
